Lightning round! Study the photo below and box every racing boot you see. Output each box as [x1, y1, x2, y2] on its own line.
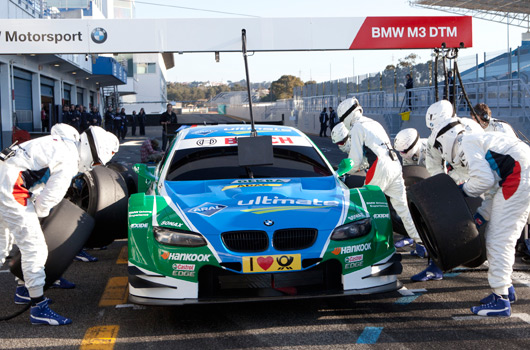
[480, 286, 517, 304]
[14, 285, 30, 305]
[471, 293, 511, 317]
[74, 249, 98, 262]
[30, 298, 71, 326]
[394, 238, 414, 248]
[51, 278, 76, 289]
[410, 242, 428, 258]
[411, 259, 443, 282]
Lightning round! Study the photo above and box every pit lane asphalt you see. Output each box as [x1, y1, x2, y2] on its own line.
[1, 115, 529, 349]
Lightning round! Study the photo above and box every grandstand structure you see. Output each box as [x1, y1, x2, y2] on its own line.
[410, 0, 530, 28]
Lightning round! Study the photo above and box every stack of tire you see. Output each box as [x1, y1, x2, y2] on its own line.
[10, 164, 135, 287]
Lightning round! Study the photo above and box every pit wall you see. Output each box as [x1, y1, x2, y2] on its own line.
[225, 104, 431, 139]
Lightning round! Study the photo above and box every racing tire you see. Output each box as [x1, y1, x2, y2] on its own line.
[9, 199, 95, 288]
[106, 161, 138, 196]
[67, 166, 128, 247]
[406, 173, 484, 271]
[402, 165, 430, 187]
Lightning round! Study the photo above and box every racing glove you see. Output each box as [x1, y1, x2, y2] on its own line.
[473, 212, 487, 230]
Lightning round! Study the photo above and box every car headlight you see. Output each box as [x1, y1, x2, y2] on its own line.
[330, 218, 372, 241]
[154, 227, 207, 247]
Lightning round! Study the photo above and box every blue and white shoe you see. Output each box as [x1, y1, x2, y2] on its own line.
[471, 294, 511, 317]
[51, 278, 76, 289]
[30, 299, 71, 326]
[411, 260, 443, 282]
[410, 243, 429, 258]
[74, 249, 98, 262]
[395, 238, 414, 248]
[14, 286, 30, 305]
[480, 286, 517, 304]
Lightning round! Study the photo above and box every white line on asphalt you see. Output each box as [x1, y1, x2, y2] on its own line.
[115, 303, 146, 310]
[453, 313, 530, 323]
[398, 287, 427, 296]
[452, 316, 492, 321]
[512, 313, 530, 324]
[512, 271, 530, 288]
[0, 269, 10, 273]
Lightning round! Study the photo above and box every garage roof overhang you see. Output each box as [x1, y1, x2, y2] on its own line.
[410, 0, 530, 28]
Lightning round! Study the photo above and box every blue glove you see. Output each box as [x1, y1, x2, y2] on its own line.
[458, 183, 468, 197]
[473, 212, 487, 229]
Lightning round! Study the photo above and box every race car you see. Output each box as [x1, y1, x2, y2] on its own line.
[128, 124, 402, 304]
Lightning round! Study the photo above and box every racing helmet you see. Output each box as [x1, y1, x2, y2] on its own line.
[337, 97, 363, 130]
[331, 122, 351, 153]
[428, 121, 465, 164]
[425, 100, 454, 129]
[394, 128, 420, 160]
[78, 126, 120, 173]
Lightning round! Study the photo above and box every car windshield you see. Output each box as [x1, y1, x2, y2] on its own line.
[165, 145, 332, 181]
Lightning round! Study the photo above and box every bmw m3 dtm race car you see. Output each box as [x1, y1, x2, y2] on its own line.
[128, 124, 402, 304]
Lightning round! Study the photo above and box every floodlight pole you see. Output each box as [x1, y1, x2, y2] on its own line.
[241, 29, 257, 137]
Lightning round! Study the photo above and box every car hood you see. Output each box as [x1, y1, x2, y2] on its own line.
[163, 177, 347, 236]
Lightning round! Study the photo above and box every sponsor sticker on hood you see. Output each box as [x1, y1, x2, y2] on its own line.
[187, 202, 227, 217]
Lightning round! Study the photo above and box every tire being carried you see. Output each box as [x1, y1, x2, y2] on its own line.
[67, 166, 128, 247]
[407, 173, 485, 271]
[9, 199, 95, 287]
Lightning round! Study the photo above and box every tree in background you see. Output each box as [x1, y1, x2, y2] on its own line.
[262, 75, 305, 101]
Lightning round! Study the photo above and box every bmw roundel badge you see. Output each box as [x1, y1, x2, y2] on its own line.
[264, 220, 274, 226]
[91, 27, 107, 44]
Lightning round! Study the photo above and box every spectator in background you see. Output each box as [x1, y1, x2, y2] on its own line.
[89, 106, 102, 127]
[131, 110, 137, 136]
[138, 108, 146, 136]
[120, 108, 128, 140]
[405, 74, 413, 110]
[329, 106, 338, 133]
[104, 106, 114, 132]
[160, 103, 177, 151]
[319, 107, 329, 137]
[79, 105, 89, 132]
[41, 103, 49, 133]
[140, 138, 164, 163]
[443, 71, 455, 102]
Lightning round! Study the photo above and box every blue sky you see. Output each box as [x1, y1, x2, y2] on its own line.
[134, 0, 528, 83]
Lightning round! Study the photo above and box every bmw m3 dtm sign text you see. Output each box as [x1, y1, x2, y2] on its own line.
[0, 16, 471, 54]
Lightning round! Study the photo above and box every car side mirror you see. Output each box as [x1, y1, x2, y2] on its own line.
[337, 158, 354, 176]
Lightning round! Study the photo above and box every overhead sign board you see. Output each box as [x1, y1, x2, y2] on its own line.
[0, 16, 472, 54]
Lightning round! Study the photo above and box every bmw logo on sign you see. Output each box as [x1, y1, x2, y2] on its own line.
[91, 27, 107, 44]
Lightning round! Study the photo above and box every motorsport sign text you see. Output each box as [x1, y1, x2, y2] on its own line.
[1, 30, 83, 44]
[0, 16, 472, 55]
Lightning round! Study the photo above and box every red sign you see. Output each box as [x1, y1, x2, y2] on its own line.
[350, 16, 472, 49]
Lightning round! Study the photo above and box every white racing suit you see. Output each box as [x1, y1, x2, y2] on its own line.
[461, 132, 530, 296]
[485, 119, 518, 139]
[0, 124, 79, 298]
[347, 116, 420, 241]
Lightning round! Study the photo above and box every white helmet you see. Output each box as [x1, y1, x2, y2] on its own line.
[78, 126, 120, 173]
[331, 122, 351, 153]
[425, 100, 455, 129]
[394, 128, 420, 160]
[337, 97, 363, 130]
[428, 121, 465, 163]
